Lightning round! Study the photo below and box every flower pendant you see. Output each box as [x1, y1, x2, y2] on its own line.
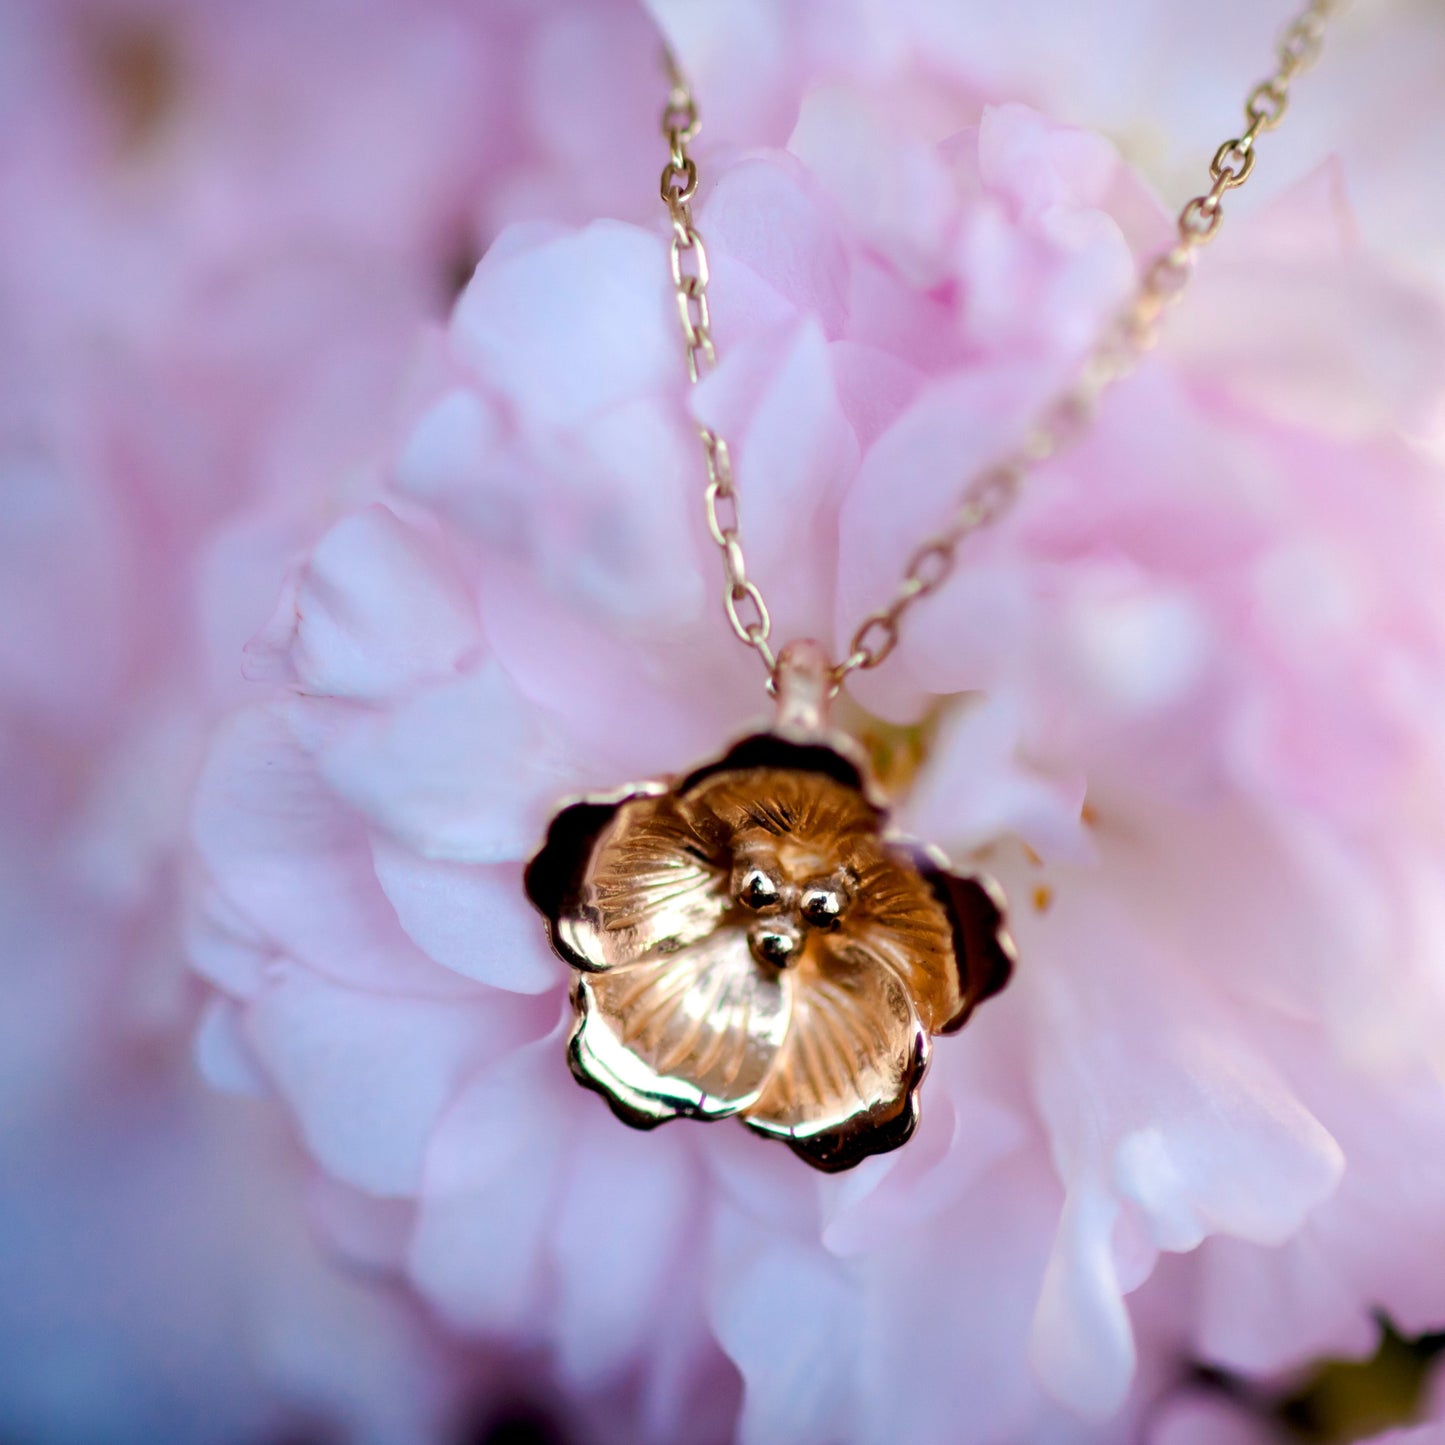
[524, 641, 1015, 1172]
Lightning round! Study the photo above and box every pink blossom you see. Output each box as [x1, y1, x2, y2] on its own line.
[187, 50, 1445, 1440]
[8, 0, 1442, 1438]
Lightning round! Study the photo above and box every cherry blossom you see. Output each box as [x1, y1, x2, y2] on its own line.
[187, 76, 1445, 1443]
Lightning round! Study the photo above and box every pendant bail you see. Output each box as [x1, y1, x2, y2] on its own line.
[773, 639, 834, 736]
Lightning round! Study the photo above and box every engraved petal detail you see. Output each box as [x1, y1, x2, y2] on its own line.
[572, 927, 792, 1123]
[844, 854, 962, 1035]
[744, 946, 928, 1170]
[560, 793, 729, 971]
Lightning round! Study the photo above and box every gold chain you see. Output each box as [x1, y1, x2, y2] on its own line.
[660, 50, 777, 676]
[660, 0, 1342, 691]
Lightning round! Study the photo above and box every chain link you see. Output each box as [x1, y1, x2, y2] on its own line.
[660, 0, 1342, 692]
[659, 49, 775, 675]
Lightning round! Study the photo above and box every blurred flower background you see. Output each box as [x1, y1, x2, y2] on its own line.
[3, 1, 1445, 1443]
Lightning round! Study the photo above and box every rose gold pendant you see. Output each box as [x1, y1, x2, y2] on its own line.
[524, 640, 1015, 1172]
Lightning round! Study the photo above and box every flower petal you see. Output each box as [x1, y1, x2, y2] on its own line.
[902, 693, 1090, 865]
[707, 1204, 859, 1445]
[820, 1085, 1027, 1256]
[371, 838, 564, 995]
[317, 659, 578, 865]
[408, 1031, 568, 1334]
[551, 1116, 696, 1390]
[194, 997, 270, 1098]
[691, 316, 858, 644]
[1173, 164, 1445, 438]
[699, 158, 851, 340]
[451, 220, 675, 429]
[840, 847, 974, 1035]
[1027, 1174, 1134, 1420]
[572, 927, 791, 1125]
[243, 503, 480, 702]
[193, 703, 479, 997]
[534, 788, 731, 974]
[243, 964, 532, 1198]
[744, 947, 928, 1171]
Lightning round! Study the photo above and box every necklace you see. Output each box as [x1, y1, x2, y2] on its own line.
[525, 1, 1340, 1172]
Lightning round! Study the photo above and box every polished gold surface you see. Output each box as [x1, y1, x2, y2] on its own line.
[660, 1, 1342, 694]
[525, 646, 1015, 1171]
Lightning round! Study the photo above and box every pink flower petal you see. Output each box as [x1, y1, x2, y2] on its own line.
[692, 317, 858, 643]
[408, 1029, 570, 1332]
[699, 158, 851, 342]
[1029, 1176, 1135, 1418]
[370, 839, 565, 995]
[708, 1207, 858, 1445]
[193, 703, 479, 996]
[452, 221, 676, 429]
[552, 1121, 697, 1388]
[194, 996, 269, 1097]
[244, 504, 481, 702]
[244, 964, 531, 1198]
[316, 661, 580, 865]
